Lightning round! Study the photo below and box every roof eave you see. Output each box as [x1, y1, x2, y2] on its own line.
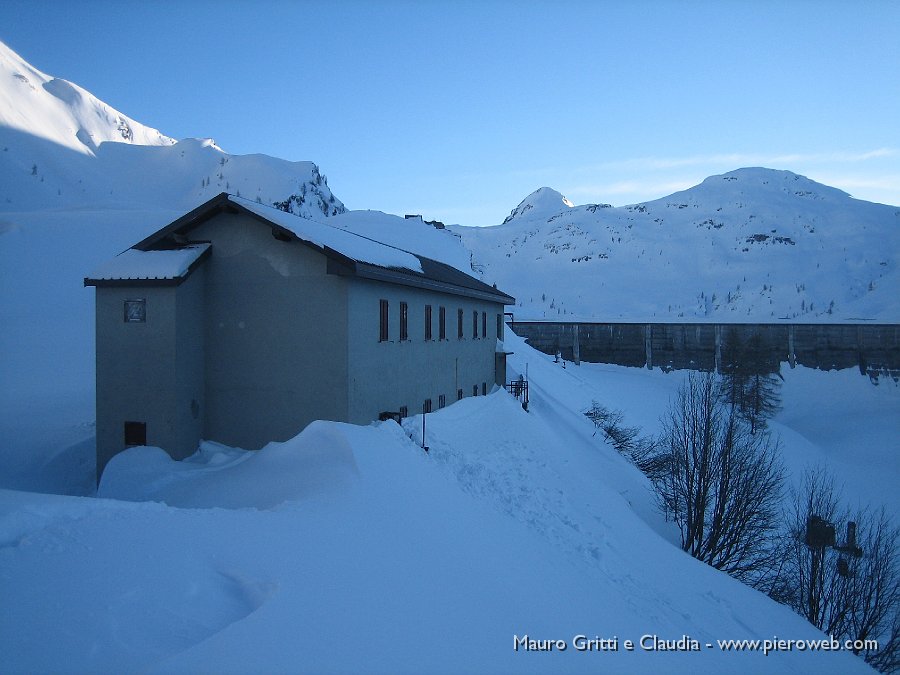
[345, 262, 515, 305]
[133, 193, 233, 251]
[84, 244, 212, 288]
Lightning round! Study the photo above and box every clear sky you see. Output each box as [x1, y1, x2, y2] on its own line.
[2, 0, 898, 225]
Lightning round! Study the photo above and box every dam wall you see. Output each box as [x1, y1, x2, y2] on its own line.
[509, 322, 900, 377]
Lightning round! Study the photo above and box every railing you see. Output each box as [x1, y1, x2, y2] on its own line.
[506, 379, 529, 410]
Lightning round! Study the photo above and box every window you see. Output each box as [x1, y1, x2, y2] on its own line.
[497, 313, 504, 340]
[438, 394, 446, 409]
[399, 405, 408, 418]
[124, 298, 146, 323]
[424, 304, 432, 340]
[124, 421, 146, 446]
[473, 385, 479, 397]
[482, 382, 487, 395]
[439, 306, 446, 340]
[482, 312, 487, 339]
[457, 388, 463, 401]
[400, 302, 408, 341]
[473, 310, 478, 338]
[379, 300, 389, 342]
[424, 399, 432, 413]
[457, 308, 464, 339]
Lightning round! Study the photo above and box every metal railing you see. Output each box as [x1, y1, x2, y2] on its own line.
[506, 379, 529, 410]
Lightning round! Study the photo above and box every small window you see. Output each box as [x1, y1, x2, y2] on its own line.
[457, 388, 463, 401]
[124, 421, 146, 446]
[497, 313, 503, 340]
[482, 382, 487, 395]
[473, 310, 478, 339]
[457, 308, 464, 339]
[399, 405, 408, 419]
[438, 394, 446, 409]
[379, 299, 389, 342]
[400, 302, 409, 341]
[482, 312, 487, 338]
[424, 304, 432, 340]
[439, 306, 446, 340]
[124, 298, 146, 323]
[424, 398, 432, 413]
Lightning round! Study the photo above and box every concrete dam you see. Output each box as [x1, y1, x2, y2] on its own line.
[508, 321, 900, 377]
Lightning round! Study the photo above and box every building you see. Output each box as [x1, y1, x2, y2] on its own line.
[85, 193, 514, 479]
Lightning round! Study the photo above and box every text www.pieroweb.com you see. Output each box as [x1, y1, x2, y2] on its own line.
[513, 634, 879, 656]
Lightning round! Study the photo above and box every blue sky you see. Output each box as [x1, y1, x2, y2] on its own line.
[2, 0, 898, 225]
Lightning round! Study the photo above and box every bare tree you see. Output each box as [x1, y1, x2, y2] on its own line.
[771, 467, 899, 673]
[584, 402, 666, 480]
[656, 372, 784, 583]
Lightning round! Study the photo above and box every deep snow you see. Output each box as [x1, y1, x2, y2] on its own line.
[0, 38, 897, 675]
[1, 326, 896, 672]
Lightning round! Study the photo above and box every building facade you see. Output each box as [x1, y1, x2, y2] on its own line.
[85, 193, 514, 479]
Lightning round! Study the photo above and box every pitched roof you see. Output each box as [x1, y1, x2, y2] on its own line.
[84, 243, 210, 286]
[88, 193, 515, 304]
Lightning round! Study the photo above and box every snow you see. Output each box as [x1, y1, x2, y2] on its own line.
[459, 168, 900, 322]
[503, 186, 575, 224]
[86, 243, 209, 281]
[329, 209, 474, 272]
[2, 334, 891, 672]
[233, 196, 424, 273]
[0, 40, 175, 155]
[99, 422, 360, 510]
[1, 40, 345, 221]
[0, 39, 896, 675]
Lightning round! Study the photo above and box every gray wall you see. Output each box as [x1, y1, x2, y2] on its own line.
[346, 279, 506, 422]
[191, 212, 350, 449]
[511, 321, 900, 375]
[95, 268, 205, 477]
[95, 209, 511, 476]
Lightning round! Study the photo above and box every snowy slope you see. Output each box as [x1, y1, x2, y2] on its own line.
[0, 40, 344, 220]
[0, 359, 881, 674]
[0, 40, 473, 268]
[458, 169, 900, 322]
[502, 186, 574, 224]
[0, 40, 174, 155]
[0, 39, 895, 675]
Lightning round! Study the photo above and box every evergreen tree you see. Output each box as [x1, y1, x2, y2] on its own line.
[741, 332, 782, 433]
[718, 327, 749, 411]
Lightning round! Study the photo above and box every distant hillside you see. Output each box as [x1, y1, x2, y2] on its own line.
[0, 40, 343, 221]
[457, 168, 900, 323]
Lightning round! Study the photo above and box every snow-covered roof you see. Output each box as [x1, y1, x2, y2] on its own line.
[85, 243, 210, 284]
[120, 193, 514, 304]
[232, 196, 423, 273]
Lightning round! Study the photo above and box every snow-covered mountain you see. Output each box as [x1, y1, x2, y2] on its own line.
[459, 169, 900, 322]
[0, 40, 175, 155]
[502, 186, 574, 224]
[0, 40, 480, 270]
[0, 40, 344, 221]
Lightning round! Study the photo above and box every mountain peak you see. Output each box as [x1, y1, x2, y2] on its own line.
[0, 40, 348, 218]
[502, 187, 574, 224]
[0, 39, 175, 156]
[689, 167, 853, 202]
